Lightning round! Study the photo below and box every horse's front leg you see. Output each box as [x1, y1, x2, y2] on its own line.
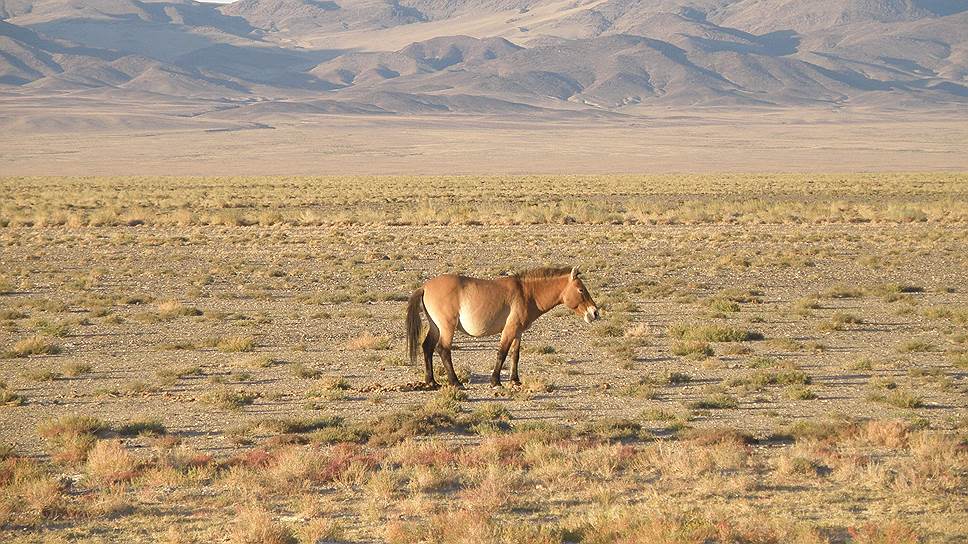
[509, 336, 522, 386]
[491, 331, 515, 387]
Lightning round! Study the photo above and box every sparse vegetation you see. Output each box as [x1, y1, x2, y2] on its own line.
[5, 335, 61, 358]
[818, 311, 864, 331]
[201, 389, 258, 411]
[231, 506, 296, 544]
[824, 285, 864, 299]
[793, 296, 822, 310]
[688, 393, 739, 410]
[37, 414, 105, 463]
[671, 340, 713, 358]
[786, 385, 817, 400]
[0, 173, 964, 541]
[23, 369, 62, 382]
[155, 299, 202, 320]
[64, 362, 94, 377]
[620, 380, 658, 399]
[291, 363, 321, 379]
[346, 332, 391, 351]
[706, 298, 740, 313]
[669, 323, 763, 342]
[0, 383, 26, 406]
[867, 388, 925, 409]
[216, 335, 256, 353]
[750, 367, 811, 387]
[898, 339, 936, 353]
[157, 365, 203, 382]
[31, 319, 72, 337]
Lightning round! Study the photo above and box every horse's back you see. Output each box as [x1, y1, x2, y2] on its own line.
[423, 273, 513, 294]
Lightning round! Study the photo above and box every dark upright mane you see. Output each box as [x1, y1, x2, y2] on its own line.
[513, 267, 572, 281]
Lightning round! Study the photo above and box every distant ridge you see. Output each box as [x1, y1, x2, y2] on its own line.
[1, 0, 966, 115]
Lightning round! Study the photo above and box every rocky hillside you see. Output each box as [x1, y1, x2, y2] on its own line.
[2, 0, 965, 114]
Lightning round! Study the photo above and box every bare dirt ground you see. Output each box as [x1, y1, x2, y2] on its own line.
[0, 174, 966, 543]
[1, 105, 967, 176]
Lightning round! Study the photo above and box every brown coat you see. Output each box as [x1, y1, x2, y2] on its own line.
[406, 266, 599, 387]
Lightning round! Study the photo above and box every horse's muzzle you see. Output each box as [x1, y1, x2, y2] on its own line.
[584, 306, 601, 324]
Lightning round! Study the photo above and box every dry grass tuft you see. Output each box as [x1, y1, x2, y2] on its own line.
[86, 440, 139, 485]
[346, 332, 391, 351]
[263, 446, 326, 487]
[897, 339, 936, 353]
[22, 368, 62, 382]
[202, 389, 258, 411]
[155, 299, 202, 320]
[671, 340, 713, 359]
[682, 427, 754, 446]
[16, 475, 67, 524]
[669, 323, 763, 342]
[861, 420, 910, 448]
[817, 311, 864, 331]
[787, 418, 858, 444]
[291, 363, 321, 379]
[217, 336, 256, 353]
[231, 506, 296, 544]
[459, 464, 518, 514]
[5, 335, 61, 358]
[786, 385, 817, 400]
[848, 520, 920, 544]
[37, 414, 105, 463]
[299, 518, 344, 544]
[64, 362, 94, 377]
[866, 388, 924, 409]
[824, 285, 864, 299]
[0, 383, 26, 406]
[687, 393, 739, 410]
[624, 323, 651, 338]
[892, 431, 966, 493]
[83, 485, 135, 520]
[38, 414, 105, 439]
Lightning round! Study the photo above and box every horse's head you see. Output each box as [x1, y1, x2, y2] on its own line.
[562, 266, 600, 324]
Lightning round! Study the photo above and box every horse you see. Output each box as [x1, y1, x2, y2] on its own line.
[406, 266, 600, 388]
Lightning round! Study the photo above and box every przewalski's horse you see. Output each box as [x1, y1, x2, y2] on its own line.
[406, 266, 600, 388]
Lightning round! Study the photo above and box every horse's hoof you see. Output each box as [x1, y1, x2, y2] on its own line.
[424, 382, 441, 391]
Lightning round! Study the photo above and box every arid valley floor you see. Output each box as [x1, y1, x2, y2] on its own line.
[2, 111, 967, 176]
[0, 174, 966, 543]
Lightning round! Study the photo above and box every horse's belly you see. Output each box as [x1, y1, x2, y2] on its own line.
[458, 307, 508, 337]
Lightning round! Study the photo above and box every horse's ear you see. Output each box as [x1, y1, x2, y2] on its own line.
[570, 266, 580, 280]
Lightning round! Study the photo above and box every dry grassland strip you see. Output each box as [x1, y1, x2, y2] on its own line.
[0, 174, 966, 543]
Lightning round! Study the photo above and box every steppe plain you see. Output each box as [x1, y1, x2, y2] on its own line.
[1, 110, 967, 175]
[0, 173, 966, 543]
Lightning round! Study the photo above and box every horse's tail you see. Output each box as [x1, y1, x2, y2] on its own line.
[406, 287, 425, 365]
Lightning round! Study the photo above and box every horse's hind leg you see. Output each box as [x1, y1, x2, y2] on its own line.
[437, 326, 462, 388]
[422, 318, 441, 388]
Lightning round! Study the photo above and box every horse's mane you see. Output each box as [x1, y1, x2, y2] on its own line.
[513, 267, 572, 281]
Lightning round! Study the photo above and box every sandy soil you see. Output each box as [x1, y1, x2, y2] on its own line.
[1, 105, 966, 175]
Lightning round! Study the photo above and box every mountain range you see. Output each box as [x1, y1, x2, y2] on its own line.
[2, 0, 967, 116]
